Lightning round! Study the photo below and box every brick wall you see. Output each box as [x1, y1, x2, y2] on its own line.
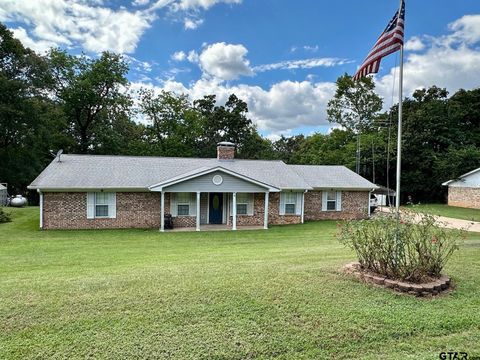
[231, 193, 265, 226]
[448, 186, 480, 209]
[42, 190, 369, 230]
[304, 190, 369, 221]
[43, 192, 161, 229]
[268, 192, 302, 225]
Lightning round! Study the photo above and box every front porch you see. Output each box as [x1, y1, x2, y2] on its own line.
[159, 191, 271, 232]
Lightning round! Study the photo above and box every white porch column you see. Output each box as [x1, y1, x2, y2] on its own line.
[232, 192, 237, 231]
[38, 189, 43, 229]
[160, 191, 165, 232]
[264, 192, 269, 229]
[226, 193, 230, 226]
[301, 191, 306, 224]
[196, 191, 201, 231]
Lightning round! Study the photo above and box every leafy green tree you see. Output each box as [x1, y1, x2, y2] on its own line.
[0, 23, 68, 194]
[273, 135, 305, 163]
[237, 132, 276, 160]
[327, 74, 383, 174]
[139, 89, 202, 157]
[194, 94, 257, 157]
[48, 49, 132, 153]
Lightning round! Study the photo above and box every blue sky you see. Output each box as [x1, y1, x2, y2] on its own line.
[1, 0, 479, 138]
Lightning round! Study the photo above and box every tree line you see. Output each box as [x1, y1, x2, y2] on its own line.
[1, 23, 479, 203]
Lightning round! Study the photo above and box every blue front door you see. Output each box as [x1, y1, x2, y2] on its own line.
[209, 193, 223, 224]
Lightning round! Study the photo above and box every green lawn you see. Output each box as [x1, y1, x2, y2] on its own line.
[1, 207, 480, 359]
[405, 203, 480, 222]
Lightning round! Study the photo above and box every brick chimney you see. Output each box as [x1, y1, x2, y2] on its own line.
[217, 141, 236, 160]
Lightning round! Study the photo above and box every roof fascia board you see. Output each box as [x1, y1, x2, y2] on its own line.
[27, 187, 149, 192]
[443, 168, 480, 186]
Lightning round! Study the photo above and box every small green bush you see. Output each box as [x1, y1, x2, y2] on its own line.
[337, 211, 464, 282]
[0, 207, 11, 223]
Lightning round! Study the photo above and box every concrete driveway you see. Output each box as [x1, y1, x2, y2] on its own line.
[377, 206, 480, 232]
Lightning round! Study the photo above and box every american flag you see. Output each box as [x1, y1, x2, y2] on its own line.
[353, 1, 405, 80]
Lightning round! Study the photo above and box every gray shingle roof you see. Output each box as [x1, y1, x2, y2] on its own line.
[28, 154, 377, 191]
[289, 165, 377, 190]
[28, 154, 311, 190]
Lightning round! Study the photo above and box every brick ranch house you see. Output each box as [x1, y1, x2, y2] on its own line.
[442, 167, 480, 209]
[28, 142, 378, 231]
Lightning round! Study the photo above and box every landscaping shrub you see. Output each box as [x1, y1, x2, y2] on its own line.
[337, 211, 464, 282]
[0, 208, 11, 223]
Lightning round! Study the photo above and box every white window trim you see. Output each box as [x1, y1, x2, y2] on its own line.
[87, 192, 116, 219]
[230, 193, 254, 216]
[284, 194, 296, 215]
[322, 191, 342, 212]
[279, 192, 302, 216]
[171, 193, 196, 217]
[95, 193, 110, 218]
[237, 193, 253, 216]
[177, 193, 190, 216]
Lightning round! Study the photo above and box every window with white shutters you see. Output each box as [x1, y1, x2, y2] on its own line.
[322, 191, 342, 212]
[279, 192, 302, 215]
[87, 192, 116, 219]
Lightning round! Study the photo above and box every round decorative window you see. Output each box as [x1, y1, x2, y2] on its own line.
[212, 174, 223, 185]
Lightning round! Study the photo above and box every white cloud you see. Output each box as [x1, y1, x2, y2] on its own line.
[448, 14, 480, 45]
[124, 55, 156, 73]
[133, 76, 336, 133]
[184, 17, 204, 29]
[187, 50, 199, 63]
[170, 0, 241, 11]
[0, 0, 154, 54]
[254, 57, 351, 72]
[132, 0, 152, 6]
[11, 27, 59, 54]
[0, 0, 242, 54]
[291, 45, 319, 53]
[198, 42, 254, 80]
[172, 51, 187, 61]
[404, 36, 425, 51]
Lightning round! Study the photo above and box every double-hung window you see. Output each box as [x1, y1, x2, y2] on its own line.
[284, 192, 296, 214]
[236, 193, 253, 215]
[229, 193, 254, 216]
[95, 193, 110, 217]
[326, 191, 336, 211]
[279, 192, 302, 215]
[177, 193, 191, 216]
[322, 191, 342, 212]
[87, 192, 116, 219]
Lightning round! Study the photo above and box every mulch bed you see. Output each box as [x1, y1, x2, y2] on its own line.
[342, 262, 452, 297]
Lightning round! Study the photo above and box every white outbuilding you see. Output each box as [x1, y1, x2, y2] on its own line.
[442, 167, 480, 209]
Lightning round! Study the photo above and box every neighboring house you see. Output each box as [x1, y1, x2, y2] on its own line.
[442, 167, 480, 209]
[0, 183, 7, 206]
[28, 142, 377, 230]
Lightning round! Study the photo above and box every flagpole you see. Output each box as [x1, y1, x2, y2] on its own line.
[395, 0, 404, 214]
